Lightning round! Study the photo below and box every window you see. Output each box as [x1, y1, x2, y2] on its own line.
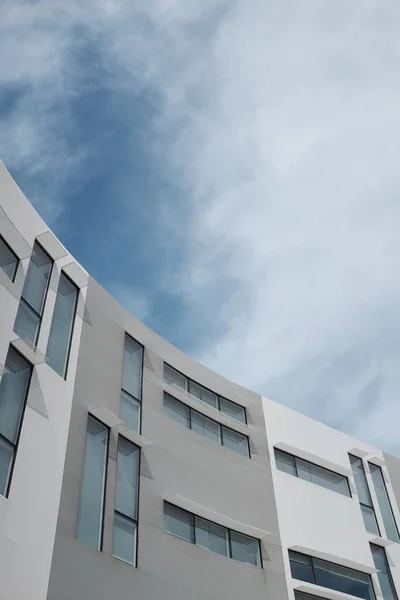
[119, 335, 143, 433]
[77, 415, 109, 550]
[163, 392, 250, 458]
[0, 236, 18, 282]
[46, 272, 78, 378]
[0, 346, 32, 497]
[274, 449, 350, 497]
[14, 241, 53, 343]
[289, 551, 375, 600]
[163, 501, 261, 567]
[369, 463, 400, 543]
[163, 364, 246, 423]
[112, 437, 140, 565]
[295, 594, 327, 600]
[370, 544, 398, 600]
[349, 455, 380, 535]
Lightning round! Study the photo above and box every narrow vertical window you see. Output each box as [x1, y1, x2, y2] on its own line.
[112, 437, 140, 565]
[370, 544, 398, 600]
[120, 335, 143, 433]
[369, 464, 400, 543]
[0, 347, 32, 497]
[349, 454, 380, 535]
[46, 272, 78, 378]
[0, 236, 19, 282]
[77, 415, 109, 550]
[14, 241, 53, 343]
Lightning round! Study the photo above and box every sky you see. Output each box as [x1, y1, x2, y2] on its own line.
[1, 0, 400, 453]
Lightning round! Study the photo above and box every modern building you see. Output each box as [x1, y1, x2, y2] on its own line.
[0, 159, 399, 600]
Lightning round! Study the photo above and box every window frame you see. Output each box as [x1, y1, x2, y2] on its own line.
[76, 414, 110, 552]
[163, 392, 251, 458]
[349, 454, 381, 536]
[0, 234, 19, 282]
[370, 543, 399, 600]
[0, 346, 33, 499]
[120, 334, 144, 435]
[274, 448, 352, 497]
[369, 463, 400, 543]
[289, 550, 376, 600]
[48, 270, 79, 380]
[112, 434, 141, 567]
[163, 501, 262, 567]
[163, 363, 247, 425]
[14, 240, 53, 345]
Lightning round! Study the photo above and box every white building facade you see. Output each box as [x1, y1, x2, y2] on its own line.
[0, 161, 399, 600]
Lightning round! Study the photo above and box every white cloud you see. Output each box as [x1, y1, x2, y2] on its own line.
[2, 0, 400, 452]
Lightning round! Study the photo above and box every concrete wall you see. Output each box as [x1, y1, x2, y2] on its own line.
[0, 162, 87, 600]
[47, 279, 289, 600]
[264, 397, 400, 600]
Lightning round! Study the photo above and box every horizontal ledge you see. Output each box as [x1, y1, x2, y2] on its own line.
[164, 494, 271, 540]
[289, 546, 376, 575]
[274, 443, 353, 479]
[368, 535, 393, 547]
[294, 582, 368, 600]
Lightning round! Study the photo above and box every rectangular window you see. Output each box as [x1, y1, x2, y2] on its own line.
[370, 544, 398, 600]
[369, 463, 400, 543]
[14, 241, 53, 343]
[119, 335, 143, 433]
[77, 415, 109, 550]
[112, 437, 140, 565]
[275, 449, 350, 497]
[164, 501, 261, 567]
[0, 235, 18, 282]
[0, 346, 32, 497]
[164, 364, 246, 423]
[350, 455, 380, 535]
[289, 550, 375, 600]
[46, 272, 78, 378]
[163, 393, 250, 458]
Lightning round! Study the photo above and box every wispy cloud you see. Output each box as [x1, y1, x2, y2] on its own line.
[2, 0, 400, 452]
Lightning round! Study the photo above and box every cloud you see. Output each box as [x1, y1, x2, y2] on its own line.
[2, 0, 400, 453]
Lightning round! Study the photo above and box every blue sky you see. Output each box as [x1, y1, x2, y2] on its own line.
[2, 0, 400, 453]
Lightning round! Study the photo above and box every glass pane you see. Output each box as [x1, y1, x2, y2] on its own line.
[289, 551, 314, 583]
[77, 416, 108, 549]
[113, 513, 137, 565]
[230, 530, 261, 566]
[0, 237, 18, 281]
[350, 455, 374, 507]
[369, 464, 400, 543]
[46, 273, 78, 378]
[164, 502, 193, 542]
[295, 595, 327, 600]
[296, 459, 350, 496]
[189, 381, 218, 408]
[219, 397, 246, 423]
[194, 516, 228, 556]
[0, 436, 14, 496]
[115, 437, 140, 520]
[0, 347, 31, 444]
[122, 336, 143, 400]
[164, 364, 187, 390]
[275, 449, 297, 476]
[164, 393, 190, 428]
[191, 411, 220, 444]
[361, 504, 380, 535]
[22, 242, 52, 314]
[120, 391, 140, 433]
[14, 299, 40, 343]
[221, 427, 249, 457]
[313, 558, 374, 600]
[371, 544, 398, 600]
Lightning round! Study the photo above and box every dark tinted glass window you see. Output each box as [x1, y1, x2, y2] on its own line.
[369, 464, 400, 543]
[0, 236, 18, 281]
[370, 544, 398, 600]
